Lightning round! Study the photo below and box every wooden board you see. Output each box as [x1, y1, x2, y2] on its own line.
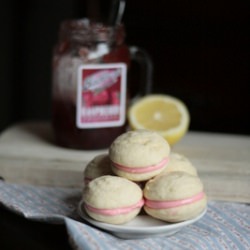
[0, 121, 249, 203]
[0, 121, 107, 188]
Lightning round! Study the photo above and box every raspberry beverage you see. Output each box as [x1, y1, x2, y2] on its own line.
[52, 19, 130, 149]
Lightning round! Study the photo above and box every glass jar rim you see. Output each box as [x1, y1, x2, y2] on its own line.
[58, 18, 125, 43]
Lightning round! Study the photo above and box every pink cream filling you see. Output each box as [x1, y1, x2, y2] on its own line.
[111, 157, 169, 174]
[84, 199, 144, 216]
[145, 192, 205, 209]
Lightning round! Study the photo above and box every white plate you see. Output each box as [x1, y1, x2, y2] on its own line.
[78, 200, 207, 239]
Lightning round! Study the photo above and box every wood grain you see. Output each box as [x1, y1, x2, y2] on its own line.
[0, 121, 249, 203]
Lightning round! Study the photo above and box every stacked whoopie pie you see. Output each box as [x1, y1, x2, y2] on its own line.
[82, 130, 207, 225]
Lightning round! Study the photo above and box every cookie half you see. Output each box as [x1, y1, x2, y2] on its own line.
[83, 175, 144, 224]
[83, 154, 113, 185]
[109, 130, 170, 181]
[143, 172, 207, 222]
[161, 152, 198, 176]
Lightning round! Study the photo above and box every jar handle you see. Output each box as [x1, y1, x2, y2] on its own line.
[129, 46, 153, 99]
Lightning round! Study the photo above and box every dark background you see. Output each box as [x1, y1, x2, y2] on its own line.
[0, 0, 249, 135]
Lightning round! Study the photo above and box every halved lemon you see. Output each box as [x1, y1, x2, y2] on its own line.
[128, 94, 190, 145]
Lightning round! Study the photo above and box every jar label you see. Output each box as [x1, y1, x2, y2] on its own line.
[76, 63, 127, 128]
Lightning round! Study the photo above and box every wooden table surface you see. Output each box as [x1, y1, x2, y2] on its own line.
[0, 121, 249, 203]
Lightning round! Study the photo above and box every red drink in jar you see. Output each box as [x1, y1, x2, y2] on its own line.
[52, 19, 131, 149]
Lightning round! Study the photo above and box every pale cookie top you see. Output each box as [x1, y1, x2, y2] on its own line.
[109, 130, 170, 167]
[83, 175, 143, 208]
[144, 172, 204, 201]
[84, 154, 113, 179]
[162, 152, 198, 176]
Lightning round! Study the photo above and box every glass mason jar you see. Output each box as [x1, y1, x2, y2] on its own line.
[52, 18, 152, 150]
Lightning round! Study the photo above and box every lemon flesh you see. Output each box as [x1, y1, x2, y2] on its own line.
[128, 95, 190, 145]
